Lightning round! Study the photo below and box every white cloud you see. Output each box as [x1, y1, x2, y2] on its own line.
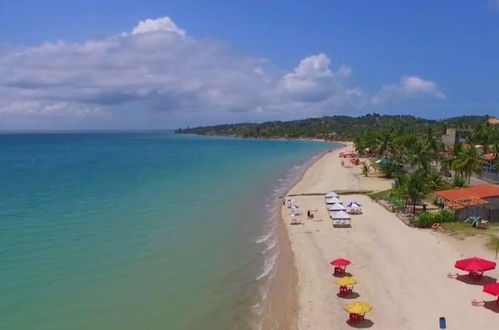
[131, 17, 186, 36]
[277, 54, 362, 111]
[372, 76, 446, 105]
[0, 16, 446, 129]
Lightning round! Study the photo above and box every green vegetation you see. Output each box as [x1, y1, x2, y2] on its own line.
[367, 189, 392, 201]
[351, 116, 498, 218]
[176, 114, 491, 140]
[416, 210, 457, 228]
[395, 171, 430, 214]
[451, 143, 485, 183]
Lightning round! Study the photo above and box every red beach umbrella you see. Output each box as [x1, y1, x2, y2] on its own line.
[483, 283, 499, 303]
[330, 258, 351, 267]
[483, 283, 499, 296]
[455, 257, 496, 273]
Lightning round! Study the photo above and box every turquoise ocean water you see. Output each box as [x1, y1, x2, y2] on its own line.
[0, 133, 333, 329]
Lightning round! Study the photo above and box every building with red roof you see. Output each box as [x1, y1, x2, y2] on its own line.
[434, 184, 499, 221]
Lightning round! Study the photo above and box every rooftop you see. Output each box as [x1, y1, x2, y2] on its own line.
[488, 117, 499, 125]
[435, 184, 499, 207]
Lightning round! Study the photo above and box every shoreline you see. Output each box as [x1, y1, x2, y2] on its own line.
[176, 132, 344, 144]
[261, 144, 345, 329]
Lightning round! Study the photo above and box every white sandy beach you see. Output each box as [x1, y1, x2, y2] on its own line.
[282, 143, 498, 330]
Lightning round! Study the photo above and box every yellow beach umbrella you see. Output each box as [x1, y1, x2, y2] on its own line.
[344, 302, 373, 314]
[335, 276, 358, 286]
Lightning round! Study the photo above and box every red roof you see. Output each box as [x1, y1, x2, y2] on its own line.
[484, 153, 497, 161]
[435, 184, 499, 202]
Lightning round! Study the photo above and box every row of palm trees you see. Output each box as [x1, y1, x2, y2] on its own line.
[355, 124, 498, 213]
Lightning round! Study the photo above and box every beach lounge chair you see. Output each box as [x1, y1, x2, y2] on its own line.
[478, 220, 488, 229]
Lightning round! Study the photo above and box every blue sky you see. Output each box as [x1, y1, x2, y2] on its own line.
[0, 0, 498, 129]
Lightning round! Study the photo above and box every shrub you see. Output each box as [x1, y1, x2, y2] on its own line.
[378, 160, 403, 178]
[453, 176, 466, 188]
[417, 212, 435, 228]
[416, 210, 456, 228]
[436, 209, 457, 223]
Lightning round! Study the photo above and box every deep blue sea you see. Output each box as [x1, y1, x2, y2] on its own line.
[0, 133, 333, 329]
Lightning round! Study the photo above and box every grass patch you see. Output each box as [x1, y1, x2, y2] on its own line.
[368, 189, 392, 201]
[486, 235, 499, 252]
[442, 222, 499, 251]
[441, 222, 479, 239]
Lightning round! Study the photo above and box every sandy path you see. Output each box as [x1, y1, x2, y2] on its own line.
[282, 144, 498, 330]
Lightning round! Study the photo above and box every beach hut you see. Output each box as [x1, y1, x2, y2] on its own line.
[325, 196, 342, 204]
[455, 257, 496, 278]
[330, 210, 351, 227]
[327, 203, 346, 211]
[330, 210, 351, 219]
[325, 191, 339, 198]
[346, 201, 362, 214]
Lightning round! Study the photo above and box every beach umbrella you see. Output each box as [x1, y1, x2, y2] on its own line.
[335, 276, 358, 286]
[346, 201, 362, 208]
[330, 210, 351, 220]
[325, 191, 339, 198]
[331, 257, 351, 276]
[455, 257, 496, 274]
[328, 203, 346, 211]
[330, 258, 351, 267]
[325, 197, 342, 204]
[483, 283, 499, 302]
[344, 302, 373, 314]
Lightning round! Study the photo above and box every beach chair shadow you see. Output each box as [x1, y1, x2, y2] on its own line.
[337, 292, 360, 299]
[332, 272, 353, 278]
[456, 275, 496, 286]
[333, 223, 352, 228]
[483, 300, 499, 313]
[346, 319, 374, 328]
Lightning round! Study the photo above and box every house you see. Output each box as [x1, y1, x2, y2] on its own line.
[434, 184, 499, 221]
[483, 153, 497, 172]
[441, 128, 471, 150]
[488, 117, 499, 125]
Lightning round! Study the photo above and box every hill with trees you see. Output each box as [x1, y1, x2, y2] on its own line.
[175, 114, 491, 141]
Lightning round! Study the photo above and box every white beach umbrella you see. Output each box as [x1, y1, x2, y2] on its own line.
[325, 197, 342, 205]
[327, 203, 346, 211]
[330, 210, 351, 220]
[325, 191, 339, 198]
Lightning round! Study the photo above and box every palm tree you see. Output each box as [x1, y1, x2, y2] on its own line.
[426, 169, 448, 190]
[409, 139, 432, 173]
[452, 146, 485, 183]
[375, 129, 394, 156]
[423, 126, 444, 157]
[397, 171, 429, 214]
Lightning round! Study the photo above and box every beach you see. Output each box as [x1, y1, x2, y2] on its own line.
[274, 143, 498, 329]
